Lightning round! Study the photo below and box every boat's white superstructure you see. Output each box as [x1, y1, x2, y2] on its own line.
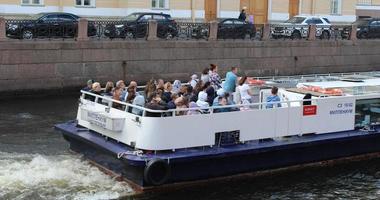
[56, 71, 380, 188]
[76, 72, 380, 151]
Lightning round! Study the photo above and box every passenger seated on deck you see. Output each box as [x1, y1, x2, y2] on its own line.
[131, 95, 145, 116]
[145, 92, 168, 117]
[189, 74, 199, 88]
[112, 86, 124, 110]
[144, 79, 157, 101]
[178, 85, 187, 97]
[196, 91, 210, 109]
[128, 81, 138, 94]
[213, 88, 226, 106]
[156, 79, 165, 90]
[303, 93, 312, 105]
[125, 86, 136, 104]
[174, 96, 189, 116]
[201, 82, 215, 106]
[206, 86, 215, 106]
[187, 102, 202, 115]
[172, 80, 182, 94]
[190, 80, 203, 102]
[86, 82, 102, 102]
[214, 97, 231, 113]
[82, 79, 93, 92]
[181, 85, 193, 100]
[167, 93, 178, 109]
[266, 87, 282, 109]
[129, 81, 138, 88]
[162, 82, 173, 103]
[102, 81, 114, 97]
[116, 80, 127, 101]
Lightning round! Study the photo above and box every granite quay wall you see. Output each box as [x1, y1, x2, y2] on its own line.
[1, 39, 380, 96]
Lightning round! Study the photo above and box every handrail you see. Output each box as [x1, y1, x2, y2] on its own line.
[249, 71, 380, 81]
[80, 90, 380, 116]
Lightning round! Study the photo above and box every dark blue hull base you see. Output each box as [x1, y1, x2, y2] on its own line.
[63, 133, 146, 189]
[56, 122, 380, 189]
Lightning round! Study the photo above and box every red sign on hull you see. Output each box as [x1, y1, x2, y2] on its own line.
[303, 105, 317, 116]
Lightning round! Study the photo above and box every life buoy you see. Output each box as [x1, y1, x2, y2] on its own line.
[323, 88, 343, 96]
[144, 158, 171, 186]
[302, 86, 343, 96]
[248, 78, 265, 85]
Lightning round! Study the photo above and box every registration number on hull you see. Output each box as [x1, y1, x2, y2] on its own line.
[87, 112, 107, 129]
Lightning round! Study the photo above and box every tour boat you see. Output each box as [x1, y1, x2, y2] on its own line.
[55, 72, 380, 190]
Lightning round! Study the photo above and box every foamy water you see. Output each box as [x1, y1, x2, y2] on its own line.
[0, 152, 132, 200]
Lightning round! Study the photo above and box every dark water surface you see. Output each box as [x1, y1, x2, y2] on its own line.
[1, 95, 380, 200]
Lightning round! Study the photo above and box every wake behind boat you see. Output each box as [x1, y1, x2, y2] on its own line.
[55, 71, 380, 190]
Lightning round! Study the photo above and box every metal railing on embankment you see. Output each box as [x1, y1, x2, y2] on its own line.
[0, 17, 367, 42]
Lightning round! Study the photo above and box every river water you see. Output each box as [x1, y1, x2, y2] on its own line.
[2, 95, 380, 200]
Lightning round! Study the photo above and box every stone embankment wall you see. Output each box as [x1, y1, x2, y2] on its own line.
[1, 40, 380, 96]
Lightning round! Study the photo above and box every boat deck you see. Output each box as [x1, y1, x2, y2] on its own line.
[55, 121, 380, 165]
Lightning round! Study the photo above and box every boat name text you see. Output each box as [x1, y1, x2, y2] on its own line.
[330, 103, 353, 115]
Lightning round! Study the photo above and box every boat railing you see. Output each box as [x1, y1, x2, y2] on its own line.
[250, 71, 380, 81]
[80, 90, 380, 118]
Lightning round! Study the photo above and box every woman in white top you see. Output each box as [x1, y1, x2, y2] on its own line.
[237, 76, 253, 105]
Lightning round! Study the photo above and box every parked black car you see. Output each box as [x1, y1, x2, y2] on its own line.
[343, 18, 380, 39]
[104, 12, 178, 39]
[6, 12, 96, 40]
[217, 18, 256, 39]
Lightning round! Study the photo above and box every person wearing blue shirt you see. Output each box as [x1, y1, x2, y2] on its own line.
[82, 79, 93, 92]
[223, 67, 238, 94]
[214, 97, 232, 113]
[266, 87, 282, 109]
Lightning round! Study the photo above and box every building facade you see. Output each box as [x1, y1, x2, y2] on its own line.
[1, 0, 380, 23]
[356, 0, 380, 18]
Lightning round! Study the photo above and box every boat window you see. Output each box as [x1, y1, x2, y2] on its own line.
[340, 86, 380, 95]
[355, 98, 380, 127]
[215, 131, 240, 147]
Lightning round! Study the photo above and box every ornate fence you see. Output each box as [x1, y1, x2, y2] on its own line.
[156, 22, 210, 40]
[88, 20, 148, 40]
[5, 19, 78, 40]
[269, 24, 352, 40]
[0, 17, 368, 42]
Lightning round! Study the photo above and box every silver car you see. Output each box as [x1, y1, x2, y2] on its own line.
[271, 16, 332, 39]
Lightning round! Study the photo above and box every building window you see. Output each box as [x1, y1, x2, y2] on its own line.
[21, 0, 43, 5]
[152, 0, 169, 9]
[330, 0, 342, 15]
[75, 0, 95, 7]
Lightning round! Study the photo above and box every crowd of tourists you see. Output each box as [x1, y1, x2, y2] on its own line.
[82, 64, 282, 117]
